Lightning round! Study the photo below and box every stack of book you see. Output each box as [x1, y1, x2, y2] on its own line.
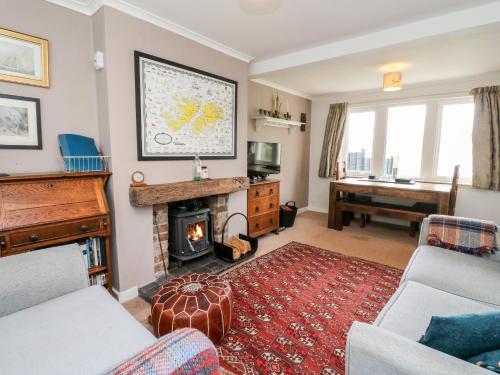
[79, 237, 106, 269]
[89, 273, 108, 286]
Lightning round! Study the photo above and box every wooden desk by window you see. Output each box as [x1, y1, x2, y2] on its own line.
[328, 178, 452, 232]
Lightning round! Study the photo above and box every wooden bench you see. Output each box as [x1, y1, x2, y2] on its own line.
[329, 177, 454, 236]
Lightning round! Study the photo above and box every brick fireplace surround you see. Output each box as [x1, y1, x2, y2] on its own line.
[129, 177, 249, 279]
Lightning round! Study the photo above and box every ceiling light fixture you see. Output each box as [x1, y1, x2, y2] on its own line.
[383, 71, 402, 92]
[240, 0, 282, 15]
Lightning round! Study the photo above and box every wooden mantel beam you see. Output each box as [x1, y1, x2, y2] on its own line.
[129, 177, 250, 207]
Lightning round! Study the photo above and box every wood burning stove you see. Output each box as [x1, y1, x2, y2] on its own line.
[168, 206, 211, 261]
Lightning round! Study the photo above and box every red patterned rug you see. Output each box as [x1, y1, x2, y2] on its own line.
[217, 242, 402, 375]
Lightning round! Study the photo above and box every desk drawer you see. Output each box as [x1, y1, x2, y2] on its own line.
[249, 211, 278, 235]
[249, 183, 279, 200]
[9, 218, 103, 248]
[248, 195, 279, 217]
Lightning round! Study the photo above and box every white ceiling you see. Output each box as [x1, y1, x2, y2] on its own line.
[113, 0, 497, 60]
[48, 0, 500, 95]
[256, 24, 500, 95]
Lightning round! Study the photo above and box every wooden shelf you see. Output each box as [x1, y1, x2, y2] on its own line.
[253, 116, 304, 134]
[88, 266, 107, 275]
[129, 177, 249, 207]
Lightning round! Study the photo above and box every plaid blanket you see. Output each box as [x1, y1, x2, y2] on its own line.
[107, 328, 220, 375]
[427, 215, 498, 255]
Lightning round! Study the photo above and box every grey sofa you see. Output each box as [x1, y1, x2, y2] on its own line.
[0, 244, 155, 374]
[346, 218, 500, 375]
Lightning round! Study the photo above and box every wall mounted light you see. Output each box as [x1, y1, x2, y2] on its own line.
[383, 71, 402, 92]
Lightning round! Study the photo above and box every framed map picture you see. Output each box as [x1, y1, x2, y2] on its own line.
[134, 51, 237, 160]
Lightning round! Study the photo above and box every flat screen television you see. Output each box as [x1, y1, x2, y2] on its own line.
[247, 141, 281, 177]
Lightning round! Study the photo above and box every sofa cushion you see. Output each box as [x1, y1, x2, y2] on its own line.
[0, 285, 156, 375]
[0, 244, 89, 318]
[418, 311, 500, 358]
[402, 246, 500, 307]
[375, 281, 498, 341]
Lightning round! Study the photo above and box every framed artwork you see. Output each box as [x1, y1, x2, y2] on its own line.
[134, 51, 237, 160]
[0, 28, 49, 88]
[0, 94, 42, 149]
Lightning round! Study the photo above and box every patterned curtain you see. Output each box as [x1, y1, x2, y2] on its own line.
[470, 86, 500, 190]
[318, 103, 348, 178]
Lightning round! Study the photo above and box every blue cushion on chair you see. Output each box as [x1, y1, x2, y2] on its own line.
[419, 311, 500, 358]
[467, 349, 500, 373]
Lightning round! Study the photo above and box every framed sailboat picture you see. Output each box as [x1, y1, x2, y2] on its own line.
[134, 51, 237, 160]
[0, 28, 49, 88]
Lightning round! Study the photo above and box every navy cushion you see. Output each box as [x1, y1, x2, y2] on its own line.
[467, 349, 500, 373]
[419, 311, 500, 358]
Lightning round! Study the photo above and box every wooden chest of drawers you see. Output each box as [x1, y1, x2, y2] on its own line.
[247, 180, 280, 237]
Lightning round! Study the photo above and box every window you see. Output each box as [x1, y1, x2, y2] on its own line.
[341, 96, 474, 183]
[436, 102, 474, 179]
[385, 105, 427, 177]
[345, 111, 375, 173]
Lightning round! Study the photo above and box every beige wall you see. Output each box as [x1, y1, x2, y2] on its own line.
[93, 7, 249, 292]
[248, 81, 311, 208]
[0, 0, 98, 173]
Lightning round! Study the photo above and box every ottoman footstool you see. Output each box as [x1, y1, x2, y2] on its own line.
[151, 273, 233, 344]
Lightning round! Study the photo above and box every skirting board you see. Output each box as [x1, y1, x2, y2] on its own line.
[112, 286, 139, 303]
[307, 206, 329, 214]
[297, 207, 309, 214]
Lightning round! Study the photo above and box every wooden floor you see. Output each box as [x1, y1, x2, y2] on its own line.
[123, 211, 418, 329]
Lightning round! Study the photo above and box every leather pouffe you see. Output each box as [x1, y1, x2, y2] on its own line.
[151, 273, 233, 344]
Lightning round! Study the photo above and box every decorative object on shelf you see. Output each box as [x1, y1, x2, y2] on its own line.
[0, 93, 41, 149]
[131, 171, 145, 186]
[0, 28, 49, 88]
[383, 71, 402, 92]
[134, 51, 237, 160]
[192, 154, 202, 180]
[300, 113, 307, 131]
[201, 166, 209, 179]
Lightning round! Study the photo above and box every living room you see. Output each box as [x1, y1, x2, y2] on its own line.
[1, 1, 500, 374]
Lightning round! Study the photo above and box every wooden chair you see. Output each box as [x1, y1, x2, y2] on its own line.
[448, 165, 459, 216]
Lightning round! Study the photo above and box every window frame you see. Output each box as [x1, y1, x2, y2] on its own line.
[341, 95, 474, 185]
[342, 107, 377, 177]
[431, 96, 474, 184]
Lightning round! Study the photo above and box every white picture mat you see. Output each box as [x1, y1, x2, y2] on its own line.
[0, 98, 39, 146]
[139, 56, 236, 158]
[0, 35, 42, 80]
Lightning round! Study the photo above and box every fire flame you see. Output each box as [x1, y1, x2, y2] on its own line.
[188, 223, 204, 241]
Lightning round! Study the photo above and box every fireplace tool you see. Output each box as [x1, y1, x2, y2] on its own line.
[214, 212, 258, 263]
[153, 210, 168, 280]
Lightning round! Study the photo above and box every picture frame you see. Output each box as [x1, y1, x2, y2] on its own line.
[134, 51, 237, 160]
[0, 93, 42, 149]
[0, 28, 50, 88]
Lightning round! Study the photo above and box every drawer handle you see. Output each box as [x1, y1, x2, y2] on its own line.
[255, 191, 260, 197]
[256, 223, 260, 228]
[29, 234, 39, 242]
[269, 203, 274, 209]
[103, 218, 108, 227]
[270, 189, 274, 194]
[255, 206, 260, 212]
[270, 218, 274, 224]
[80, 224, 90, 232]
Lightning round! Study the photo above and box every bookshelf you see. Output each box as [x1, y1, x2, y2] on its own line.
[0, 172, 113, 291]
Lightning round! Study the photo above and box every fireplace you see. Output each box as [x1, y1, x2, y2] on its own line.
[168, 203, 212, 261]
